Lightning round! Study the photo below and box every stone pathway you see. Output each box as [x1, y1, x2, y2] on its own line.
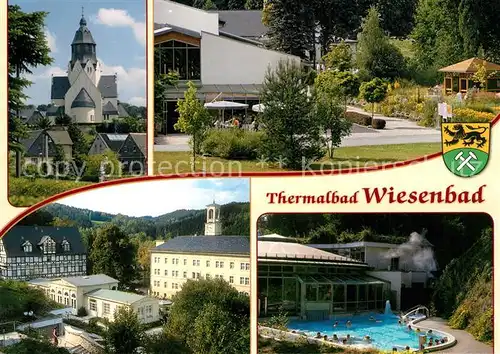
[420, 317, 492, 354]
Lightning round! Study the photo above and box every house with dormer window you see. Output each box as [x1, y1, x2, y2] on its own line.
[0, 226, 87, 281]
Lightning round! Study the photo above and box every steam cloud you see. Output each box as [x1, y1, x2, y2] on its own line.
[384, 231, 438, 272]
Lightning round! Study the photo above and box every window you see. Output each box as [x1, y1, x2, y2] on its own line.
[215, 261, 219, 268]
[240, 277, 245, 285]
[206, 260, 210, 267]
[164, 282, 167, 288]
[71, 294, 77, 309]
[103, 303, 110, 315]
[240, 263, 245, 270]
[192, 259, 196, 266]
[61, 240, 71, 252]
[164, 270, 168, 276]
[230, 262, 234, 269]
[390, 257, 400, 271]
[164, 257, 168, 264]
[183, 271, 187, 278]
[192, 272, 196, 279]
[184, 259, 187, 265]
[196, 273, 201, 279]
[246, 263, 250, 270]
[155, 40, 201, 80]
[245, 277, 249, 285]
[229, 276, 234, 284]
[22, 241, 32, 253]
[219, 261, 224, 268]
[89, 299, 97, 311]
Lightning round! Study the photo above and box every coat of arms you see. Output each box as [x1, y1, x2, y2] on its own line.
[441, 123, 490, 177]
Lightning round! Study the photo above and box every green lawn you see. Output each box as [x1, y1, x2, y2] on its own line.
[153, 143, 441, 174]
[9, 177, 93, 207]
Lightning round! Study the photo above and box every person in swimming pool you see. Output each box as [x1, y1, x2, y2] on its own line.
[315, 332, 322, 338]
[369, 316, 376, 321]
[333, 334, 339, 342]
[407, 325, 412, 331]
[346, 334, 351, 343]
[364, 335, 372, 343]
[333, 321, 339, 327]
[346, 320, 352, 328]
[323, 335, 328, 341]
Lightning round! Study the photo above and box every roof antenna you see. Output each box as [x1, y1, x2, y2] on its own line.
[82, 6, 84, 18]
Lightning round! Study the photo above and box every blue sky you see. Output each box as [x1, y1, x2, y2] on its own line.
[11, 0, 146, 106]
[56, 178, 250, 217]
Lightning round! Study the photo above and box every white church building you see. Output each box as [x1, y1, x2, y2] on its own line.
[50, 13, 129, 124]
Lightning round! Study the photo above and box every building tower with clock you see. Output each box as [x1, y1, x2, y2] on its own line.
[204, 201, 222, 236]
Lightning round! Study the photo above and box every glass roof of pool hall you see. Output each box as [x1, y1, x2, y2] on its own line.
[297, 274, 389, 285]
[165, 84, 263, 100]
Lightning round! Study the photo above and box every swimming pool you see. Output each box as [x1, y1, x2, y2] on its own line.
[287, 314, 444, 351]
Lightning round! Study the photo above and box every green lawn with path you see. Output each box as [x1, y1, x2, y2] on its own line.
[153, 143, 441, 175]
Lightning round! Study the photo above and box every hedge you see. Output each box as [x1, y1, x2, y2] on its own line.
[201, 129, 264, 160]
[344, 111, 372, 126]
[372, 119, 386, 129]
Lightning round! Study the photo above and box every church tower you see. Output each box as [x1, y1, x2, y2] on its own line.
[204, 201, 222, 236]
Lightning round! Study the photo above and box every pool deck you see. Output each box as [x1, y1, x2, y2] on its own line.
[419, 317, 492, 354]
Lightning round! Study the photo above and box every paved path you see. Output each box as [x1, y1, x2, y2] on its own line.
[153, 106, 441, 152]
[420, 317, 492, 354]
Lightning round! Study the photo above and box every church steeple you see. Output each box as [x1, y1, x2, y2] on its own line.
[70, 8, 97, 69]
[204, 201, 222, 236]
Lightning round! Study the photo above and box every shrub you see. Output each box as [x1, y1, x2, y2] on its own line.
[451, 108, 496, 123]
[345, 111, 372, 126]
[419, 100, 438, 127]
[464, 103, 495, 113]
[201, 128, 263, 160]
[372, 118, 386, 129]
[77, 307, 87, 317]
[470, 91, 500, 104]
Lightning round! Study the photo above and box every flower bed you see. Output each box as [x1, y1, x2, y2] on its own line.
[451, 108, 496, 123]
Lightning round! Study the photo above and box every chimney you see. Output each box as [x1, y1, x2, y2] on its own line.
[155, 240, 165, 247]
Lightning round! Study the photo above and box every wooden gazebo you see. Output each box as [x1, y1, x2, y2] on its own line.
[438, 57, 500, 94]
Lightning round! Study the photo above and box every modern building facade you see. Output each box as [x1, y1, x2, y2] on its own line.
[0, 226, 87, 281]
[50, 13, 129, 124]
[257, 235, 391, 320]
[150, 203, 250, 299]
[309, 241, 434, 311]
[29, 274, 160, 324]
[154, 0, 301, 134]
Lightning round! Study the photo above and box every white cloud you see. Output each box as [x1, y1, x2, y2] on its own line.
[44, 29, 58, 53]
[129, 96, 146, 106]
[26, 66, 66, 82]
[94, 8, 145, 46]
[99, 59, 146, 104]
[57, 179, 249, 217]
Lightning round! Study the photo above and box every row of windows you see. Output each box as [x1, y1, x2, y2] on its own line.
[153, 275, 250, 288]
[3, 266, 85, 278]
[4, 254, 86, 263]
[152, 257, 249, 271]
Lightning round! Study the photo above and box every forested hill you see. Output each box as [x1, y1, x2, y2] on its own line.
[18, 202, 250, 238]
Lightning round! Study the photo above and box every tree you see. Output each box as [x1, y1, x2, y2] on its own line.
[136, 240, 156, 285]
[35, 116, 53, 129]
[167, 278, 250, 343]
[188, 302, 250, 354]
[359, 78, 388, 119]
[104, 306, 144, 354]
[265, 0, 315, 59]
[55, 112, 72, 125]
[67, 123, 89, 169]
[322, 41, 353, 71]
[37, 104, 48, 112]
[90, 224, 137, 287]
[245, 0, 263, 9]
[228, 0, 245, 9]
[377, 0, 418, 37]
[8, 5, 53, 177]
[174, 81, 212, 169]
[471, 61, 496, 91]
[356, 7, 406, 80]
[314, 72, 353, 158]
[203, 0, 218, 10]
[143, 333, 190, 354]
[259, 60, 325, 170]
[4, 338, 70, 354]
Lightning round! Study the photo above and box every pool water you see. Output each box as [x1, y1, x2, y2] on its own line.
[288, 314, 443, 351]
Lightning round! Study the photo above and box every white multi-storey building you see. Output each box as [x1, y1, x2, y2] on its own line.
[150, 203, 250, 299]
[0, 226, 87, 280]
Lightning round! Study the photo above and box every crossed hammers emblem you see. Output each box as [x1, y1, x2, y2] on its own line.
[454, 150, 477, 171]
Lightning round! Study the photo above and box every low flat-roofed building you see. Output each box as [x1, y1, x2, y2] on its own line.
[86, 289, 160, 324]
